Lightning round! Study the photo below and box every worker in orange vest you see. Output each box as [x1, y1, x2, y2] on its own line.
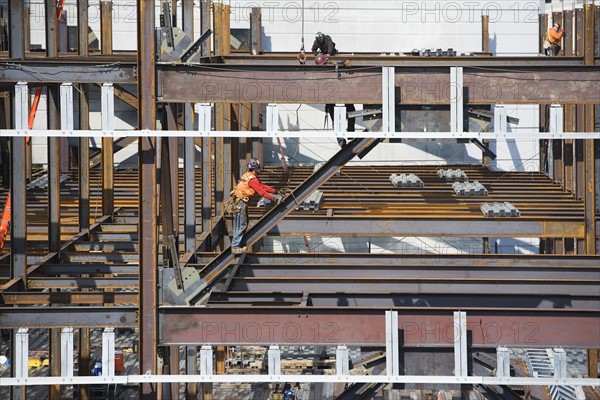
[230, 158, 281, 254]
[544, 23, 564, 56]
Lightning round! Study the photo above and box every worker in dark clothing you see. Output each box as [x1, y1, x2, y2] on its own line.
[231, 158, 281, 254]
[312, 32, 337, 56]
[325, 104, 356, 148]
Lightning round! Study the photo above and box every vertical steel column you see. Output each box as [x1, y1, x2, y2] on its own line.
[553, 348, 567, 378]
[11, 83, 27, 281]
[549, 105, 564, 180]
[101, 84, 115, 217]
[138, 1, 158, 399]
[184, 118, 196, 256]
[584, 4, 596, 254]
[385, 310, 399, 376]
[453, 311, 468, 377]
[8, 0, 25, 59]
[185, 346, 198, 399]
[11, 328, 28, 400]
[200, 345, 213, 399]
[14, 329, 28, 378]
[78, 0, 89, 56]
[450, 67, 463, 134]
[199, 345, 213, 375]
[79, 328, 91, 400]
[222, 5, 230, 56]
[213, 3, 223, 56]
[198, 104, 213, 235]
[333, 104, 347, 136]
[589, 349, 599, 379]
[49, 329, 61, 400]
[79, 84, 90, 231]
[336, 346, 349, 376]
[60, 328, 74, 377]
[382, 67, 396, 133]
[491, 105, 506, 170]
[250, 8, 262, 55]
[182, 0, 194, 37]
[201, 0, 212, 57]
[267, 346, 281, 376]
[100, 1, 113, 55]
[47, 85, 61, 245]
[45, 0, 58, 58]
[481, 15, 489, 53]
[101, 328, 115, 377]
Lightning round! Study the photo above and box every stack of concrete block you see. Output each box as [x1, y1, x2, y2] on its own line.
[389, 173, 424, 187]
[452, 180, 488, 196]
[480, 202, 520, 217]
[437, 168, 468, 181]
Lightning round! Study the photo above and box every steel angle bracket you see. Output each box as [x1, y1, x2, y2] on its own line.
[160, 267, 206, 306]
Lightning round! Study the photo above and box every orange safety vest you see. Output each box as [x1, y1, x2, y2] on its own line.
[233, 172, 256, 200]
[0, 194, 11, 249]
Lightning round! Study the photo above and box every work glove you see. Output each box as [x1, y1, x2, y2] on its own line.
[273, 194, 283, 205]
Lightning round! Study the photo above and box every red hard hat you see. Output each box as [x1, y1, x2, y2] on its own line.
[315, 54, 328, 65]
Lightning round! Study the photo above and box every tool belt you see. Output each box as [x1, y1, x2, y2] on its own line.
[224, 192, 249, 215]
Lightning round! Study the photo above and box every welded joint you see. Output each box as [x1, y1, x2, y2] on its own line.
[454, 311, 467, 378]
[385, 310, 400, 376]
[268, 345, 281, 376]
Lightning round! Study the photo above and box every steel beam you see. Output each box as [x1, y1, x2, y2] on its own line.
[2, 291, 139, 305]
[0, 62, 138, 84]
[269, 218, 585, 238]
[158, 65, 600, 104]
[200, 0, 211, 57]
[184, 108, 196, 256]
[0, 307, 138, 328]
[159, 308, 600, 348]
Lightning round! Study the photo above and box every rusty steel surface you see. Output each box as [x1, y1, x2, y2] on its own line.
[158, 63, 600, 104]
[159, 307, 600, 348]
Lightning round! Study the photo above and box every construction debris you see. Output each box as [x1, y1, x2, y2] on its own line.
[480, 202, 520, 217]
[437, 168, 468, 181]
[389, 173, 424, 187]
[27, 174, 69, 190]
[452, 180, 488, 196]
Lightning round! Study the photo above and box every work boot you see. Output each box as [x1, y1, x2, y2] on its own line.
[231, 246, 247, 254]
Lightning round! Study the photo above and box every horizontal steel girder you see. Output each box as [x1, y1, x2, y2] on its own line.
[158, 65, 600, 104]
[0, 306, 138, 328]
[269, 218, 585, 238]
[159, 307, 600, 348]
[0, 61, 138, 84]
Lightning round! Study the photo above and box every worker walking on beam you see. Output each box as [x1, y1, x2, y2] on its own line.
[230, 158, 282, 254]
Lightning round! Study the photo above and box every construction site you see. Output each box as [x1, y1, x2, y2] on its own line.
[0, 0, 599, 399]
